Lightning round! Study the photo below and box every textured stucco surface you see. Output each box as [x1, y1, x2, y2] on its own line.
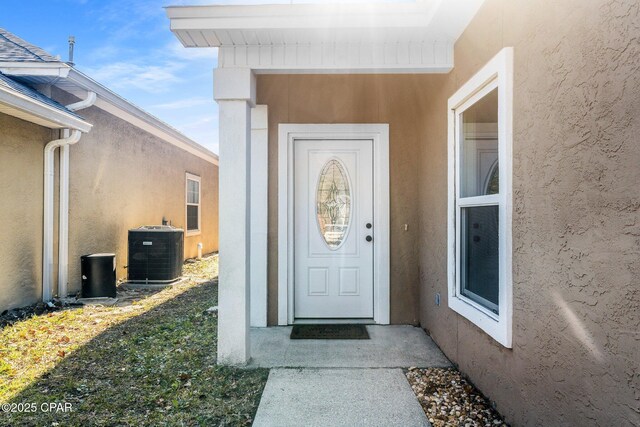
[0, 113, 53, 310]
[256, 0, 639, 423]
[0, 90, 218, 311]
[257, 74, 447, 326]
[52, 88, 219, 293]
[417, 0, 640, 425]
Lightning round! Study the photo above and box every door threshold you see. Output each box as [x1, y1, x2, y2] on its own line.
[293, 318, 376, 325]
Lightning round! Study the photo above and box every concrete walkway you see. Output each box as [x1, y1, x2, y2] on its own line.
[249, 325, 451, 368]
[251, 326, 450, 426]
[253, 368, 430, 427]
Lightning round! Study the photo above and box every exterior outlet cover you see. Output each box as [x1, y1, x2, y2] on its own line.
[435, 293, 441, 306]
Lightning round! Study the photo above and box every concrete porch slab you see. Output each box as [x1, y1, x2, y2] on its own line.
[249, 325, 451, 368]
[252, 368, 430, 427]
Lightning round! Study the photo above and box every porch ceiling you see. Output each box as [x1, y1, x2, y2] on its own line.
[166, 0, 485, 73]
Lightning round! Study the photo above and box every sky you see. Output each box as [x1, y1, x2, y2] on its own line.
[1, 0, 409, 153]
[1, 0, 223, 152]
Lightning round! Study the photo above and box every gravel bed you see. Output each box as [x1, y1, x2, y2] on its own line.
[0, 300, 76, 328]
[406, 367, 509, 427]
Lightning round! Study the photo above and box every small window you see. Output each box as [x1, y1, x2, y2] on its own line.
[447, 47, 513, 347]
[186, 173, 201, 235]
[316, 158, 352, 250]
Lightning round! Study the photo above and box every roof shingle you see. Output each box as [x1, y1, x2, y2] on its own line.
[0, 28, 61, 62]
[0, 72, 82, 118]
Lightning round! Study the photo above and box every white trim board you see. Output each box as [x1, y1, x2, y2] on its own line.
[185, 172, 202, 237]
[277, 124, 390, 326]
[250, 105, 269, 327]
[446, 47, 513, 348]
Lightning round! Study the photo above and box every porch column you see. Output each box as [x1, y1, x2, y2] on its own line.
[214, 67, 256, 365]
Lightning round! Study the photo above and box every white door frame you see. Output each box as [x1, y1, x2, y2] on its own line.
[278, 124, 390, 325]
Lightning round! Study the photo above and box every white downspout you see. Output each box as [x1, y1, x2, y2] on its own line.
[57, 91, 96, 299]
[65, 91, 97, 112]
[43, 130, 82, 301]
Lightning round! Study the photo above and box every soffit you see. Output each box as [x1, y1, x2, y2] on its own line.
[166, 0, 484, 73]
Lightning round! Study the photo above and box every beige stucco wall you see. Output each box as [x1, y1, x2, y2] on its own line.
[51, 88, 219, 292]
[417, 0, 640, 425]
[257, 0, 638, 422]
[257, 74, 448, 325]
[0, 90, 218, 311]
[0, 113, 54, 310]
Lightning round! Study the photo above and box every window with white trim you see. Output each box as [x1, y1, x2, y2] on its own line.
[185, 173, 201, 235]
[447, 47, 513, 347]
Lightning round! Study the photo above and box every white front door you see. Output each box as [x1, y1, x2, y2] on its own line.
[294, 139, 374, 319]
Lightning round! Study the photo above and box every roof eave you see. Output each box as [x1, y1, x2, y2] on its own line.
[167, 4, 435, 35]
[0, 85, 92, 132]
[166, 0, 484, 74]
[0, 61, 71, 78]
[66, 69, 219, 164]
[166, 0, 484, 48]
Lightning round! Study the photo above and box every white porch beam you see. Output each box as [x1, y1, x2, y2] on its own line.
[217, 41, 453, 74]
[215, 67, 256, 365]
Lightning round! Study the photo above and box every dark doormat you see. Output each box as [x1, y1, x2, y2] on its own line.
[290, 324, 370, 340]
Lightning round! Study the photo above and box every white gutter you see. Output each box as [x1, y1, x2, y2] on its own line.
[66, 69, 218, 165]
[0, 62, 70, 78]
[43, 129, 82, 302]
[0, 84, 92, 132]
[0, 63, 217, 165]
[57, 91, 97, 299]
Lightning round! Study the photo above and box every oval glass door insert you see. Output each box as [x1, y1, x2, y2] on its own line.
[316, 159, 352, 249]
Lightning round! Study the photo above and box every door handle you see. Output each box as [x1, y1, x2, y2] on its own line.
[366, 235, 373, 242]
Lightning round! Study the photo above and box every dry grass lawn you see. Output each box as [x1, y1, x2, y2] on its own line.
[0, 256, 268, 426]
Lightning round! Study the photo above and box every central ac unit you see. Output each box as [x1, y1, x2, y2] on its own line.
[127, 225, 184, 283]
